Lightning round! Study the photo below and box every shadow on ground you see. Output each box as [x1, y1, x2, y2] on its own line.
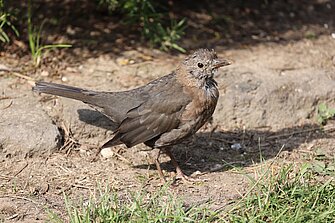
[135, 124, 332, 176]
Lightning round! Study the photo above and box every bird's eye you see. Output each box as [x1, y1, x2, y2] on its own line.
[197, 63, 204, 68]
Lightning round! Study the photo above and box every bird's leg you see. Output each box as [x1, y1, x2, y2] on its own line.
[154, 149, 166, 182]
[164, 148, 197, 182]
[92, 147, 103, 162]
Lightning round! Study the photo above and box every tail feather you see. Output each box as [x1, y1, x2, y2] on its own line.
[33, 81, 96, 103]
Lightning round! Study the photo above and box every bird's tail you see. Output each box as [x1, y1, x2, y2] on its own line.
[33, 81, 96, 103]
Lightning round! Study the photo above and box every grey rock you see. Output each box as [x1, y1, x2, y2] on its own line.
[57, 98, 115, 146]
[0, 79, 61, 158]
[215, 65, 335, 129]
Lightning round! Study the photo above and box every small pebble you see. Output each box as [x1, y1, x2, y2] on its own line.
[210, 164, 223, 172]
[231, 143, 242, 150]
[100, 147, 114, 158]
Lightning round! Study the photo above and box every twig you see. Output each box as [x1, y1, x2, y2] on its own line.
[72, 184, 91, 190]
[5, 213, 18, 220]
[114, 150, 132, 164]
[3, 195, 39, 205]
[6, 70, 35, 81]
[12, 163, 29, 178]
[0, 96, 12, 100]
[0, 100, 12, 109]
[58, 183, 91, 195]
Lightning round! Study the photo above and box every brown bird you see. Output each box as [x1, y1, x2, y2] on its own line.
[33, 49, 231, 181]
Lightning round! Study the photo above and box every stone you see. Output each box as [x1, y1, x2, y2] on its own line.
[214, 54, 335, 130]
[0, 78, 61, 158]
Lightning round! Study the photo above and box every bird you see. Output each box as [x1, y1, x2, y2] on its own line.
[33, 49, 231, 182]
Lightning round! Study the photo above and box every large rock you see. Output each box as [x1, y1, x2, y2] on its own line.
[214, 41, 335, 130]
[215, 66, 335, 129]
[55, 98, 116, 146]
[0, 78, 61, 158]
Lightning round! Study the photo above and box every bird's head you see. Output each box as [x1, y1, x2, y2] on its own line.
[182, 49, 231, 81]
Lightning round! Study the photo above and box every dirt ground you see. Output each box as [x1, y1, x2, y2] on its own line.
[1, 0, 335, 222]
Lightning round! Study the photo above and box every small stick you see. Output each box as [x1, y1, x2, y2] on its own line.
[1, 69, 35, 81]
[12, 163, 29, 178]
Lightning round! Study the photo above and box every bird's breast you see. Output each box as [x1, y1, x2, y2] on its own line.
[175, 71, 219, 130]
[203, 78, 219, 100]
[180, 82, 219, 132]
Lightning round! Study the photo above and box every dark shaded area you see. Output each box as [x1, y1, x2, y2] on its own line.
[77, 108, 334, 176]
[4, 0, 334, 59]
[136, 124, 334, 175]
[78, 109, 118, 131]
[179, 0, 334, 49]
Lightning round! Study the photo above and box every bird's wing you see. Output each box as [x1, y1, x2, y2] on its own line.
[102, 78, 192, 148]
[86, 73, 178, 125]
[86, 91, 148, 124]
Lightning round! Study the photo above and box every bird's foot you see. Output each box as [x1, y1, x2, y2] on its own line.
[174, 169, 201, 183]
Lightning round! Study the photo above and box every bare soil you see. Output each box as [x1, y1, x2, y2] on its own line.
[1, 0, 335, 222]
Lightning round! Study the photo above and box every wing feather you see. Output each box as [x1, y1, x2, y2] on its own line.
[116, 98, 190, 147]
[103, 73, 192, 148]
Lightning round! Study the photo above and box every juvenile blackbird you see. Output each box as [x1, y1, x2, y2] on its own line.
[33, 49, 231, 181]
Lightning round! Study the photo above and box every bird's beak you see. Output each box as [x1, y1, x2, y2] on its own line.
[213, 59, 232, 69]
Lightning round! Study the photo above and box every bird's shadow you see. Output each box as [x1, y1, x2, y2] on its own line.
[78, 108, 118, 131]
[134, 124, 332, 176]
[78, 108, 332, 175]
